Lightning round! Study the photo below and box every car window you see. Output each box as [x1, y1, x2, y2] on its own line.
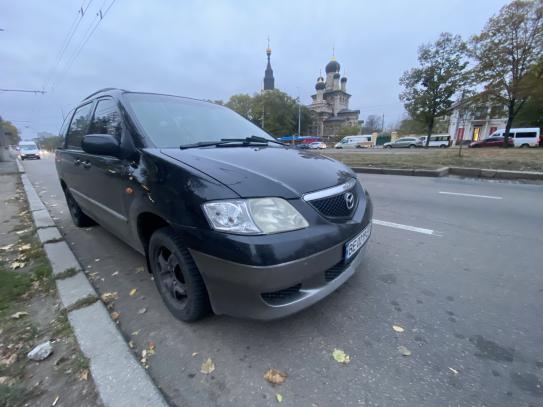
[516, 132, 536, 138]
[66, 103, 94, 150]
[89, 99, 122, 141]
[124, 93, 274, 148]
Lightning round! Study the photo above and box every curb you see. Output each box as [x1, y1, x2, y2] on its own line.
[352, 166, 543, 181]
[17, 159, 168, 407]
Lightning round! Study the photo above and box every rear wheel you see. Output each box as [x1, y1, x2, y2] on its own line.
[63, 187, 96, 227]
[439, 144, 446, 148]
[384, 145, 391, 149]
[409, 144, 417, 149]
[149, 227, 211, 322]
[521, 144, 530, 148]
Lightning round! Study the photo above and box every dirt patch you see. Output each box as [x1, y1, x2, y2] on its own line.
[324, 148, 543, 172]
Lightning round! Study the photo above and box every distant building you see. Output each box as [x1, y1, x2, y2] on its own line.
[448, 94, 507, 144]
[263, 42, 275, 91]
[308, 57, 360, 138]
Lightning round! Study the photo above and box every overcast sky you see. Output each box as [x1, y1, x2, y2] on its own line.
[1, 0, 508, 140]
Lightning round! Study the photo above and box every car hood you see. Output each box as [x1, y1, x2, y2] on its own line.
[161, 146, 355, 199]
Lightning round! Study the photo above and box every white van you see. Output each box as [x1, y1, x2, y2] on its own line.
[334, 135, 373, 149]
[488, 128, 540, 148]
[418, 134, 451, 148]
[18, 141, 41, 160]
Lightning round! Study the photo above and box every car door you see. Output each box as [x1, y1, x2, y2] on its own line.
[59, 102, 95, 210]
[79, 97, 131, 240]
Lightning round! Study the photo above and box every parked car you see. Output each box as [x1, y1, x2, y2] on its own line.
[469, 136, 514, 148]
[308, 141, 327, 149]
[383, 137, 419, 149]
[487, 128, 540, 148]
[417, 135, 451, 148]
[296, 143, 310, 149]
[18, 141, 41, 160]
[55, 89, 373, 321]
[334, 135, 373, 149]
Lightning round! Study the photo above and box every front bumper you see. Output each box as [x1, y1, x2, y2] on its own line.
[190, 225, 370, 320]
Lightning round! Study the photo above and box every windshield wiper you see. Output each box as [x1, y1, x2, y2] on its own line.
[179, 135, 286, 149]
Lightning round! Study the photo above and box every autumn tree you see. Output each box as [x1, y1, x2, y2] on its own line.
[399, 32, 469, 147]
[363, 115, 382, 133]
[0, 117, 21, 145]
[225, 94, 254, 120]
[470, 0, 543, 146]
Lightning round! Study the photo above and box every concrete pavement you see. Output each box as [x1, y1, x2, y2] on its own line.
[22, 155, 543, 406]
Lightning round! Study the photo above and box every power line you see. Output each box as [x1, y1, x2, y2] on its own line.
[0, 88, 46, 94]
[51, 0, 117, 91]
[43, 0, 94, 91]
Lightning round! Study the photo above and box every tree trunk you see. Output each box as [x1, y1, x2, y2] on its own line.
[503, 101, 515, 148]
[425, 117, 434, 148]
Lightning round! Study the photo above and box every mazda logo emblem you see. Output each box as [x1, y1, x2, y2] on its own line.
[344, 192, 355, 209]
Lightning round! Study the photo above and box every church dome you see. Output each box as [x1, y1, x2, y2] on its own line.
[315, 81, 325, 90]
[325, 59, 340, 73]
[333, 72, 340, 79]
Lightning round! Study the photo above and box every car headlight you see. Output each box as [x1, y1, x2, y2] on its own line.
[202, 198, 308, 234]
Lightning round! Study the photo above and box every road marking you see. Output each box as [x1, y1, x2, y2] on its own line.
[373, 219, 439, 236]
[438, 191, 502, 200]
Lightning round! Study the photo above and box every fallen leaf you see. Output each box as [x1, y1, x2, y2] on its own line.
[18, 243, 31, 251]
[11, 311, 29, 319]
[392, 325, 405, 333]
[332, 348, 351, 364]
[52, 395, 60, 406]
[131, 330, 140, 336]
[276, 393, 283, 403]
[135, 266, 145, 273]
[110, 311, 120, 321]
[10, 261, 25, 270]
[0, 244, 14, 251]
[0, 354, 17, 367]
[200, 358, 215, 374]
[129, 288, 137, 296]
[101, 292, 118, 304]
[94, 258, 100, 262]
[128, 340, 134, 349]
[0, 376, 13, 385]
[264, 369, 287, 385]
[79, 369, 89, 381]
[137, 307, 147, 315]
[448, 367, 459, 374]
[398, 346, 412, 356]
[111, 271, 119, 276]
[192, 352, 199, 357]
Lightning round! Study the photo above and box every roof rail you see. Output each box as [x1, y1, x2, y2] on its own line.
[82, 88, 121, 101]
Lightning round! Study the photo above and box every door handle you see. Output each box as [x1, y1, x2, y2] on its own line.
[83, 161, 92, 169]
[74, 158, 81, 166]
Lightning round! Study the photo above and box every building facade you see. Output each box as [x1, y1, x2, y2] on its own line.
[308, 57, 360, 138]
[448, 96, 508, 144]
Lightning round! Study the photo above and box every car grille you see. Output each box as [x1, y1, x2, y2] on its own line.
[310, 189, 357, 219]
[261, 284, 302, 305]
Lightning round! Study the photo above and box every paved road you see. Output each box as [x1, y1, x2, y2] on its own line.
[24, 154, 543, 407]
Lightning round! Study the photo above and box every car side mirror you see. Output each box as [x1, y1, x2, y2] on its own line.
[82, 134, 120, 157]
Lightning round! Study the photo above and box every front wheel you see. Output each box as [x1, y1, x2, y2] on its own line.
[384, 145, 391, 149]
[409, 144, 417, 149]
[63, 187, 96, 227]
[439, 144, 446, 148]
[149, 228, 211, 322]
[521, 144, 530, 148]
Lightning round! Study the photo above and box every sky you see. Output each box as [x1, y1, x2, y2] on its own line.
[1, 0, 509, 140]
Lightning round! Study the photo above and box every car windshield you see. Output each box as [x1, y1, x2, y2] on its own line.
[124, 93, 275, 148]
[20, 144, 37, 150]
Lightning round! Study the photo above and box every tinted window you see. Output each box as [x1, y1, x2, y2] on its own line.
[89, 99, 122, 140]
[515, 132, 536, 138]
[66, 103, 93, 149]
[124, 93, 273, 148]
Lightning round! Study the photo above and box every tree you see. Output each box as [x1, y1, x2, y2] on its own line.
[399, 32, 469, 147]
[225, 94, 254, 120]
[364, 115, 382, 133]
[470, 0, 543, 146]
[337, 125, 362, 136]
[512, 61, 543, 129]
[36, 131, 63, 151]
[0, 117, 21, 145]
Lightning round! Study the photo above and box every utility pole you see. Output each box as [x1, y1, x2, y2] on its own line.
[455, 91, 465, 157]
[381, 114, 385, 132]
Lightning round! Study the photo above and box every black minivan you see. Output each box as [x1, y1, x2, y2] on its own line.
[55, 88, 373, 321]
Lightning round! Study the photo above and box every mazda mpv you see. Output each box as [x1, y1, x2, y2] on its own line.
[55, 88, 373, 321]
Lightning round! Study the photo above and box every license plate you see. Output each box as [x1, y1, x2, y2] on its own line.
[344, 224, 371, 261]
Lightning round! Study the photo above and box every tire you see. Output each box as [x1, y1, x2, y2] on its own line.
[521, 144, 530, 148]
[21, 157, 25, 161]
[384, 145, 391, 149]
[409, 144, 417, 149]
[439, 144, 446, 148]
[63, 186, 96, 227]
[149, 227, 211, 322]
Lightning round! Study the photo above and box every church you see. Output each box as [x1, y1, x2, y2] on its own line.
[307, 57, 361, 137]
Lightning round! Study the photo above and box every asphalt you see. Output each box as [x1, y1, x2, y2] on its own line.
[23, 154, 543, 407]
